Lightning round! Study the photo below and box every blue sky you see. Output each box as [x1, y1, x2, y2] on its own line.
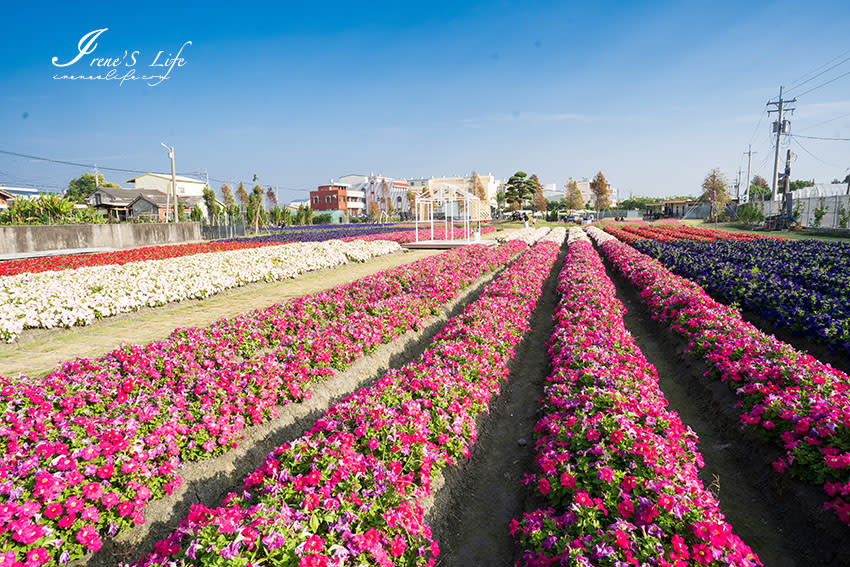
[2, 0, 850, 201]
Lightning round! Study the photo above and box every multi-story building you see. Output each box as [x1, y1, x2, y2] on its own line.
[338, 174, 412, 217]
[125, 173, 207, 197]
[407, 174, 499, 206]
[565, 178, 618, 208]
[309, 181, 366, 217]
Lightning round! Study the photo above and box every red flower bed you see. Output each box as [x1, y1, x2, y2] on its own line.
[512, 235, 760, 566]
[589, 227, 850, 526]
[0, 241, 290, 277]
[606, 224, 777, 243]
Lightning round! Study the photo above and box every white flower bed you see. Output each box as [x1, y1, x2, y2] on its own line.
[0, 239, 402, 342]
[584, 225, 615, 243]
[495, 227, 551, 245]
[567, 227, 590, 244]
[541, 227, 567, 245]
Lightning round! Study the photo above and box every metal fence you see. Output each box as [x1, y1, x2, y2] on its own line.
[748, 194, 850, 229]
[200, 222, 246, 240]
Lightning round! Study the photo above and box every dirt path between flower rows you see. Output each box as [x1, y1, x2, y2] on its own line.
[0, 249, 442, 378]
[602, 254, 850, 567]
[427, 247, 565, 567]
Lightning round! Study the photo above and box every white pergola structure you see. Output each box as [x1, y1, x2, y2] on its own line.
[413, 183, 490, 242]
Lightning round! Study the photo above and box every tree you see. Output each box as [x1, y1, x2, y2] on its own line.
[590, 171, 610, 211]
[617, 196, 656, 210]
[505, 171, 534, 210]
[496, 190, 506, 210]
[789, 179, 815, 192]
[746, 175, 770, 201]
[701, 168, 730, 222]
[564, 178, 584, 210]
[269, 205, 284, 226]
[530, 174, 546, 213]
[236, 182, 249, 214]
[66, 173, 118, 203]
[177, 200, 185, 221]
[248, 184, 266, 233]
[266, 186, 278, 210]
[471, 170, 487, 201]
[844, 173, 850, 184]
[190, 205, 204, 222]
[202, 187, 219, 225]
[221, 184, 239, 221]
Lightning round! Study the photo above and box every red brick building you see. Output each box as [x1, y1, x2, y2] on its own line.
[310, 182, 366, 216]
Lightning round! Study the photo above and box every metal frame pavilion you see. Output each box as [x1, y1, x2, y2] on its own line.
[413, 183, 489, 242]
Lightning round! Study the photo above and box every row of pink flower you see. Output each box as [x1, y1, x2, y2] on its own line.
[511, 235, 760, 567]
[132, 237, 564, 567]
[587, 226, 850, 526]
[0, 243, 524, 567]
[342, 225, 496, 244]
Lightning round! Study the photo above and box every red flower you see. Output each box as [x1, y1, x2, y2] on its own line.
[11, 522, 44, 545]
[303, 534, 324, 553]
[25, 547, 49, 566]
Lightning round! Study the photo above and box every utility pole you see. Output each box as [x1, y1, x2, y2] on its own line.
[94, 164, 100, 189]
[735, 167, 742, 200]
[744, 145, 756, 203]
[768, 86, 796, 201]
[160, 143, 177, 223]
[782, 148, 793, 222]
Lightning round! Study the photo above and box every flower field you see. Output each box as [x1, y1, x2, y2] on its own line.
[0, 241, 288, 278]
[132, 231, 565, 567]
[228, 225, 495, 245]
[4, 217, 849, 566]
[0, 240, 401, 342]
[588, 226, 850, 527]
[603, 224, 774, 243]
[0, 240, 531, 566]
[512, 228, 760, 566]
[629, 238, 850, 355]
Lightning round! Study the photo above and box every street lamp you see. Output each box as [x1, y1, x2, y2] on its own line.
[160, 142, 178, 223]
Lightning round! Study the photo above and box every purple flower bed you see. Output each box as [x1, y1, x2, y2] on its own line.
[227, 226, 416, 244]
[132, 238, 564, 567]
[512, 236, 760, 567]
[630, 239, 850, 355]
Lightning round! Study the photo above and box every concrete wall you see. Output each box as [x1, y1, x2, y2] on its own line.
[0, 223, 201, 255]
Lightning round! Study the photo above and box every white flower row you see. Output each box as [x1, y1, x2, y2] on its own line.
[496, 227, 551, 245]
[541, 227, 567, 245]
[567, 227, 590, 244]
[0, 239, 402, 343]
[584, 226, 615, 243]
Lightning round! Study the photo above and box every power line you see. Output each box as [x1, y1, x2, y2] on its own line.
[797, 110, 850, 133]
[0, 148, 312, 197]
[0, 149, 198, 177]
[790, 137, 843, 167]
[791, 133, 850, 141]
[794, 68, 850, 99]
[786, 51, 850, 96]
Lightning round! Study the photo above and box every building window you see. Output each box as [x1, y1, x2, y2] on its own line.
[325, 196, 331, 203]
[312, 196, 318, 203]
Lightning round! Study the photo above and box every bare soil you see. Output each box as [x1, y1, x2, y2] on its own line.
[427, 247, 564, 567]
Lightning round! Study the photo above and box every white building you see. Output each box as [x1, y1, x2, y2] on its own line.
[406, 173, 499, 206]
[126, 173, 207, 197]
[338, 174, 409, 216]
